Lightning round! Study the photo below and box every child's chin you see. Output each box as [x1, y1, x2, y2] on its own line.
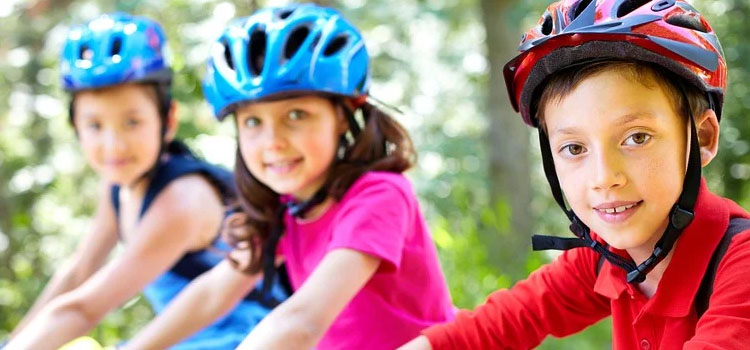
[599, 233, 651, 252]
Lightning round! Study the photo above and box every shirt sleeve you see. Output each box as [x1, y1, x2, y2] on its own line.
[686, 231, 750, 349]
[423, 246, 611, 350]
[326, 176, 411, 272]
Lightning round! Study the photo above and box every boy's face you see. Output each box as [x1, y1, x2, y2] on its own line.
[73, 83, 164, 186]
[543, 70, 688, 254]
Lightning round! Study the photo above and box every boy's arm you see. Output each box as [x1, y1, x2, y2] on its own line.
[236, 248, 380, 350]
[686, 231, 750, 349]
[10, 183, 118, 338]
[122, 260, 260, 350]
[406, 247, 610, 350]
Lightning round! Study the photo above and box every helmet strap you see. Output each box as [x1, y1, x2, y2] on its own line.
[260, 186, 328, 300]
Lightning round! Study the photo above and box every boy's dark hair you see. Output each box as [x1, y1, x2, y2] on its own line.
[533, 60, 710, 130]
[223, 100, 416, 274]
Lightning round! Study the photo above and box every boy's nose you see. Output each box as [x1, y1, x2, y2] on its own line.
[591, 149, 626, 191]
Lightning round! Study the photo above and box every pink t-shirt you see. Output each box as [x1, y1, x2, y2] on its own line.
[278, 171, 455, 350]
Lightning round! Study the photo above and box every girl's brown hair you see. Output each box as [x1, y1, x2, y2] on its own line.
[223, 98, 416, 275]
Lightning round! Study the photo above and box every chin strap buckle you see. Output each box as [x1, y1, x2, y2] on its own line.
[670, 205, 695, 230]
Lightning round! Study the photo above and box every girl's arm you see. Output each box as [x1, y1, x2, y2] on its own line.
[399, 247, 610, 350]
[10, 183, 118, 338]
[5, 175, 225, 350]
[236, 248, 380, 350]
[122, 260, 260, 350]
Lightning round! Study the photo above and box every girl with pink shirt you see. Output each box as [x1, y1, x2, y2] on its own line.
[122, 3, 455, 350]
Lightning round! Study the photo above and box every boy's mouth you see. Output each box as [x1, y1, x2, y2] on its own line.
[593, 200, 643, 223]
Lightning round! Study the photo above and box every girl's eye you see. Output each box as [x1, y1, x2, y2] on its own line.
[87, 121, 101, 131]
[288, 110, 305, 121]
[560, 143, 586, 157]
[125, 119, 140, 128]
[623, 132, 651, 146]
[243, 117, 260, 128]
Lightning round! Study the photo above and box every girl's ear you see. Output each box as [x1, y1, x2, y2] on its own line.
[335, 102, 350, 136]
[164, 100, 179, 142]
[696, 108, 720, 167]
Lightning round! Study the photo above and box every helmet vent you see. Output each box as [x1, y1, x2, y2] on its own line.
[248, 27, 267, 76]
[79, 44, 93, 60]
[310, 32, 322, 52]
[665, 13, 708, 33]
[572, 0, 594, 20]
[323, 34, 348, 56]
[617, 0, 650, 18]
[222, 39, 235, 71]
[541, 14, 553, 35]
[284, 25, 310, 60]
[110, 37, 123, 57]
[278, 8, 295, 20]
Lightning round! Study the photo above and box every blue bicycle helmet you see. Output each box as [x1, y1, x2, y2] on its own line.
[202, 3, 370, 120]
[60, 12, 172, 91]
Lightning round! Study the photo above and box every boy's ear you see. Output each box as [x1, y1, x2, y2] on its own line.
[696, 108, 720, 167]
[164, 101, 179, 142]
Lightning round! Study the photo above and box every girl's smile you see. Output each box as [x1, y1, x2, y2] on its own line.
[235, 95, 349, 201]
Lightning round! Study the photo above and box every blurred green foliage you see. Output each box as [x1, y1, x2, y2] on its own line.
[1, 0, 748, 349]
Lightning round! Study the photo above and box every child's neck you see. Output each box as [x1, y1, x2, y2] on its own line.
[295, 197, 335, 223]
[120, 176, 151, 203]
[627, 246, 674, 298]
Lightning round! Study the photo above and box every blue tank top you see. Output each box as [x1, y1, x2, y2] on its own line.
[111, 145, 290, 350]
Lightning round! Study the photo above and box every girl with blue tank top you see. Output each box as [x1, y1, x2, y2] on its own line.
[5, 13, 289, 350]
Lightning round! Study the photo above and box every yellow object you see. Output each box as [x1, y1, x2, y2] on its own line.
[58, 336, 103, 350]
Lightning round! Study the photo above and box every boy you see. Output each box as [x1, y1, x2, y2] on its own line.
[399, 0, 750, 349]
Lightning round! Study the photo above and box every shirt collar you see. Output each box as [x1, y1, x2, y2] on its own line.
[593, 178, 729, 317]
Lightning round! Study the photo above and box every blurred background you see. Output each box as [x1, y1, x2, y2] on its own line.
[1, 0, 748, 348]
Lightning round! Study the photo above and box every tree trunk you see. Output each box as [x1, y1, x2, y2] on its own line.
[480, 0, 532, 282]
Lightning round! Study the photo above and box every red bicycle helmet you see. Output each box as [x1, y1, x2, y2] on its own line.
[504, 0, 727, 127]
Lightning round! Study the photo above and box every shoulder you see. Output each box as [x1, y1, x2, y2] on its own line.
[160, 174, 223, 211]
[341, 171, 415, 204]
[147, 173, 225, 224]
[139, 174, 225, 248]
[718, 228, 750, 272]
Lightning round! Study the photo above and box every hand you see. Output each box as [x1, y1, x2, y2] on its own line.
[58, 336, 104, 350]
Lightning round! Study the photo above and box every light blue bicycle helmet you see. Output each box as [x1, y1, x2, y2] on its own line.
[60, 12, 172, 92]
[202, 3, 370, 120]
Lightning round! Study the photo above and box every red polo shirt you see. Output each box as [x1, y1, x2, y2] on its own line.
[424, 179, 750, 350]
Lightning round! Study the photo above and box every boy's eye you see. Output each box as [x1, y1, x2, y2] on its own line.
[243, 117, 260, 128]
[288, 110, 305, 121]
[623, 132, 651, 146]
[561, 143, 586, 156]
